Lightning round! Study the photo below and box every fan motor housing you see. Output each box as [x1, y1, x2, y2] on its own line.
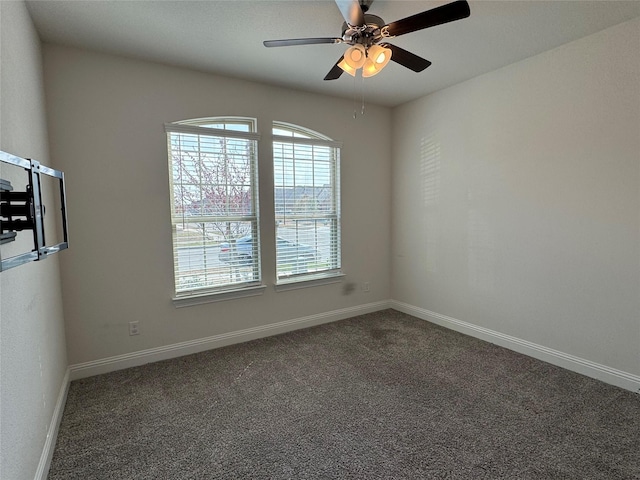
[341, 14, 386, 46]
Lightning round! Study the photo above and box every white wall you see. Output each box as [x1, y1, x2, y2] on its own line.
[0, 2, 68, 479]
[42, 45, 392, 366]
[392, 18, 640, 380]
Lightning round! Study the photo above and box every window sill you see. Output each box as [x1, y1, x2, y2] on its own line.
[274, 273, 344, 292]
[172, 284, 267, 308]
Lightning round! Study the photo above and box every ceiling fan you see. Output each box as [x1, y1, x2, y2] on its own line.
[263, 0, 470, 80]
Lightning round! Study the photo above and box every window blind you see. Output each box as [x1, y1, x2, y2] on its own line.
[166, 120, 260, 295]
[273, 127, 341, 282]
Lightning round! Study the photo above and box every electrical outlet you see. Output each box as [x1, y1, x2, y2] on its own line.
[363, 282, 371, 293]
[129, 321, 140, 336]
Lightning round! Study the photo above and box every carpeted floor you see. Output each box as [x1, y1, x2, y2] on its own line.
[48, 310, 640, 479]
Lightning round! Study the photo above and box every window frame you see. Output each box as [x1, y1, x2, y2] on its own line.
[165, 117, 264, 304]
[272, 122, 342, 286]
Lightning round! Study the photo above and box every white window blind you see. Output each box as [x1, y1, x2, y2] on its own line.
[165, 118, 261, 296]
[273, 123, 341, 283]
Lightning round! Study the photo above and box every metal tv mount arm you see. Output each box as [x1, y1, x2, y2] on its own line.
[0, 150, 68, 271]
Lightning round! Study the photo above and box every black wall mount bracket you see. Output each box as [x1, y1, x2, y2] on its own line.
[0, 150, 68, 271]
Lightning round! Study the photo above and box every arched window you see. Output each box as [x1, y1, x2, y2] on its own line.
[165, 117, 261, 297]
[273, 122, 341, 283]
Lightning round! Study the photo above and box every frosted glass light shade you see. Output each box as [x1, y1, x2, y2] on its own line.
[368, 45, 391, 68]
[361, 59, 379, 77]
[362, 45, 392, 78]
[343, 44, 366, 70]
[338, 58, 357, 76]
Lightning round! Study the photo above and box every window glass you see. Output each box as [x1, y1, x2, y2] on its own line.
[166, 118, 260, 296]
[273, 122, 341, 282]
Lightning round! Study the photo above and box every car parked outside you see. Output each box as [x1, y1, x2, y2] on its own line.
[219, 235, 316, 272]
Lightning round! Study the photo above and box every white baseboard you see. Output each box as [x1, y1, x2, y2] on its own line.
[34, 367, 70, 480]
[68, 298, 640, 390]
[70, 300, 392, 380]
[39, 300, 638, 480]
[391, 300, 640, 394]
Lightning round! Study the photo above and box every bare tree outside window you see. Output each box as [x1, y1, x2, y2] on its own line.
[171, 135, 253, 239]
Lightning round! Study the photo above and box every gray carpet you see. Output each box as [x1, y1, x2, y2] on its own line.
[49, 310, 640, 479]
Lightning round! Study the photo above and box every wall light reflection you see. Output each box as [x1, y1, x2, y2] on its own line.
[420, 135, 441, 273]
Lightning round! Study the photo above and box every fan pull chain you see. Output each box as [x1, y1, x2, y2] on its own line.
[361, 74, 365, 115]
[352, 73, 366, 119]
[352, 73, 358, 119]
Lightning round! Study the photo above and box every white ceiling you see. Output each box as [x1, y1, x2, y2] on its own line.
[26, 0, 640, 107]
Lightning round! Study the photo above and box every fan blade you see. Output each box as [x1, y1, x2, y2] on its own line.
[264, 38, 342, 47]
[335, 0, 365, 27]
[324, 56, 345, 80]
[381, 43, 432, 72]
[384, 0, 470, 38]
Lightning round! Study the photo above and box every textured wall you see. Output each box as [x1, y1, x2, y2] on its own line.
[42, 45, 392, 365]
[0, 2, 68, 479]
[391, 17, 640, 376]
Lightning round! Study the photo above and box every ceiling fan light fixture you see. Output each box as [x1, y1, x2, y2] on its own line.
[362, 46, 391, 78]
[338, 58, 357, 76]
[367, 44, 392, 68]
[361, 58, 380, 77]
[264, 0, 470, 82]
[343, 44, 367, 69]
